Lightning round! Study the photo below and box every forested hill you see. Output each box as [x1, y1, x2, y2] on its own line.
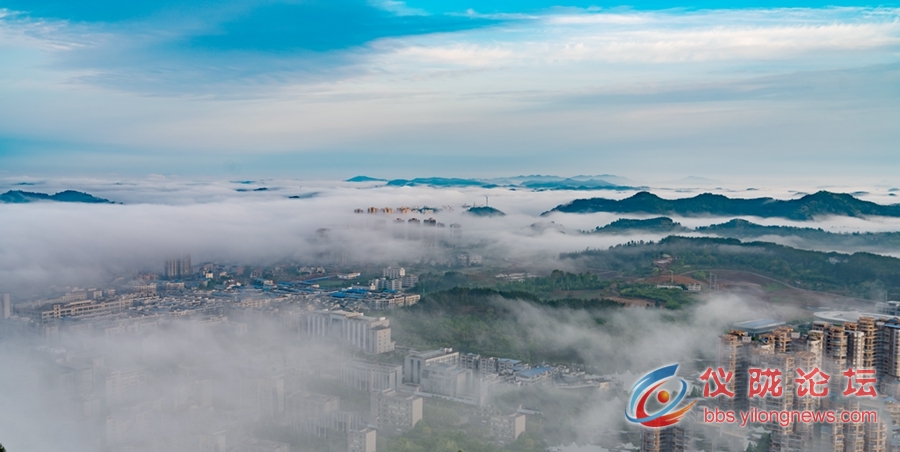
[590, 217, 687, 234]
[546, 191, 900, 220]
[588, 217, 900, 249]
[698, 219, 900, 247]
[0, 190, 114, 204]
[563, 236, 900, 298]
[465, 206, 505, 217]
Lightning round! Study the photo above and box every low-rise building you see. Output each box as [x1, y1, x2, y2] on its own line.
[370, 389, 423, 433]
[105, 367, 149, 407]
[515, 366, 555, 385]
[347, 428, 377, 452]
[304, 310, 395, 354]
[369, 278, 402, 291]
[286, 390, 339, 437]
[342, 361, 402, 393]
[461, 353, 498, 375]
[404, 348, 460, 384]
[366, 293, 419, 311]
[489, 412, 526, 445]
[20, 298, 133, 325]
[401, 275, 418, 289]
[239, 437, 291, 452]
[420, 364, 476, 398]
[497, 358, 524, 375]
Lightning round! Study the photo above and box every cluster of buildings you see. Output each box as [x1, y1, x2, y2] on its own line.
[1, 256, 643, 452]
[336, 352, 529, 446]
[1, 286, 417, 451]
[349, 207, 465, 245]
[0, 260, 576, 452]
[388, 218, 462, 244]
[401, 348, 577, 404]
[366, 267, 419, 292]
[354, 206, 441, 215]
[647, 314, 900, 452]
[457, 253, 483, 266]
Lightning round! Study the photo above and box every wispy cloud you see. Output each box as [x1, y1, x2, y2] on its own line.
[1, 5, 899, 178]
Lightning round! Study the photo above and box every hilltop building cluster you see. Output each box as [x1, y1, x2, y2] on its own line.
[348, 205, 464, 246]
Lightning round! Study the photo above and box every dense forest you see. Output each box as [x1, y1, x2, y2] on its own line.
[388, 287, 623, 364]
[495, 270, 610, 296]
[589, 217, 687, 234]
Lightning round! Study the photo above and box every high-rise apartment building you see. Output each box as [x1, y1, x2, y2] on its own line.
[849, 317, 877, 368]
[164, 255, 192, 279]
[641, 426, 685, 452]
[863, 418, 888, 452]
[824, 325, 848, 397]
[793, 350, 819, 443]
[756, 353, 795, 452]
[843, 399, 866, 452]
[876, 319, 900, 395]
[718, 330, 750, 411]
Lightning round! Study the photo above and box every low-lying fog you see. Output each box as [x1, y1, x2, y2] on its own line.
[0, 291, 768, 452]
[2, 176, 900, 292]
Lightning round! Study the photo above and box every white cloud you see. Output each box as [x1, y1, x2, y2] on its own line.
[0, 8, 898, 178]
[368, 0, 429, 16]
[378, 8, 900, 67]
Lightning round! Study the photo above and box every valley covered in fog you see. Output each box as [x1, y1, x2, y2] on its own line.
[2, 176, 900, 451]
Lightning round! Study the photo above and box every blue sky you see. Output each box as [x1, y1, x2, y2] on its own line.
[0, 0, 898, 180]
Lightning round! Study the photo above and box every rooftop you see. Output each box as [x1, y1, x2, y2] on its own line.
[813, 311, 894, 324]
[732, 318, 785, 334]
[413, 348, 456, 359]
[517, 366, 554, 378]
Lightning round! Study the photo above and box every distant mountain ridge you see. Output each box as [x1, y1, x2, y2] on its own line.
[588, 217, 900, 250]
[0, 190, 114, 204]
[346, 175, 637, 191]
[518, 178, 625, 190]
[546, 191, 900, 220]
[345, 176, 387, 182]
[387, 177, 490, 188]
[698, 218, 900, 249]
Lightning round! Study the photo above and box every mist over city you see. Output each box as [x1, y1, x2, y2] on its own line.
[2, 174, 900, 452]
[2, 0, 900, 451]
